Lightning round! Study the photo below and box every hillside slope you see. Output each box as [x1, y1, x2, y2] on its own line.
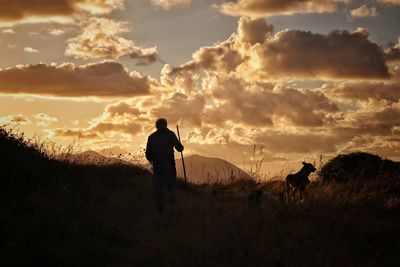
[1, 127, 400, 267]
[0, 128, 151, 266]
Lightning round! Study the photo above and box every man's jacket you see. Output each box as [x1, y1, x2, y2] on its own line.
[145, 127, 184, 166]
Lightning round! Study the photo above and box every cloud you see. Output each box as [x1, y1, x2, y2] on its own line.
[1, 29, 15, 34]
[0, 114, 31, 125]
[237, 16, 274, 45]
[34, 113, 58, 126]
[0, 0, 124, 26]
[253, 27, 389, 79]
[40, 15, 400, 163]
[129, 47, 161, 65]
[150, 93, 206, 126]
[384, 38, 400, 62]
[255, 132, 341, 153]
[331, 104, 400, 137]
[65, 17, 159, 64]
[203, 77, 338, 127]
[349, 5, 379, 18]
[170, 18, 389, 81]
[24, 47, 39, 53]
[378, 0, 400, 5]
[52, 120, 142, 139]
[66, 18, 133, 59]
[168, 17, 270, 90]
[49, 28, 66, 36]
[52, 100, 144, 139]
[104, 101, 141, 117]
[0, 61, 155, 97]
[51, 128, 100, 139]
[151, 0, 191, 10]
[218, 0, 340, 17]
[323, 82, 400, 103]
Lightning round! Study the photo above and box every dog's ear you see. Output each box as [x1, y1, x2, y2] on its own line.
[302, 161, 306, 165]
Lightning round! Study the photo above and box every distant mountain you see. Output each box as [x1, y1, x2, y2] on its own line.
[60, 150, 126, 165]
[99, 146, 129, 157]
[176, 154, 251, 184]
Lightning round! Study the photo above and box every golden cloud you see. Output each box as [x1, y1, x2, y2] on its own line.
[66, 17, 159, 63]
[202, 77, 338, 127]
[0, 61, 155, 97]
[0, 114, 31, 125]
[51, 100, 145, 139]
[384, 38, 400, 62]
[34, 113, 58, 126]
[349, 5, 379, 18]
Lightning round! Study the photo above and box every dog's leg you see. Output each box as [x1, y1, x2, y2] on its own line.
[292, 188, 297, 202]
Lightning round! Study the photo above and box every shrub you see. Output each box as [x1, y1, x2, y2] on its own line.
[319, 152, 400, 183]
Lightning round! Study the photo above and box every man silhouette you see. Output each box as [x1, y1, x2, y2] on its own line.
[145, 118, 184, 213]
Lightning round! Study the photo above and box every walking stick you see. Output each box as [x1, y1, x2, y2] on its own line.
[176, 125, 187, 184]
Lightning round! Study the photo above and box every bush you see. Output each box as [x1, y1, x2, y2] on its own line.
[319, 152, 400, 183]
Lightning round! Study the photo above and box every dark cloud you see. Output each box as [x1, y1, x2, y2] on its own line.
[129, 47, 162, 65]
[378, 0, 400, 5]
[219, 0, 338, 17]
[258, 28, 389, 79]
[323, 82, 400, 103]
[0, 0, 123, 25]
[0, 61, 155, 97]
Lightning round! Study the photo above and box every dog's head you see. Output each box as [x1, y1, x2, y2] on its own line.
[302, 161, 316, 173]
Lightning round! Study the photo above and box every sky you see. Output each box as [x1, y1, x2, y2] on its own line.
[0, 0, 399, 174]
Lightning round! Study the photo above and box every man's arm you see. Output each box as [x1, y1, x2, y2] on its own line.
[172, 132, 184, 152]
[145, 137, 153, 163]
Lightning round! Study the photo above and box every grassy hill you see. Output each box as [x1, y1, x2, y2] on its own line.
[1, 127, 400, 266]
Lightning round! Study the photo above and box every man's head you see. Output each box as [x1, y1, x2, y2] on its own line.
[155, 118, 168, 129]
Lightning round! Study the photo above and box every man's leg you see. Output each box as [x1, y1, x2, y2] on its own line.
[165, 165, 177, 204]
[153, 168, 164, 212]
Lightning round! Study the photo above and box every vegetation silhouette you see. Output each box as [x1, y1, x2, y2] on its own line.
[1, 126, 400, 267]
